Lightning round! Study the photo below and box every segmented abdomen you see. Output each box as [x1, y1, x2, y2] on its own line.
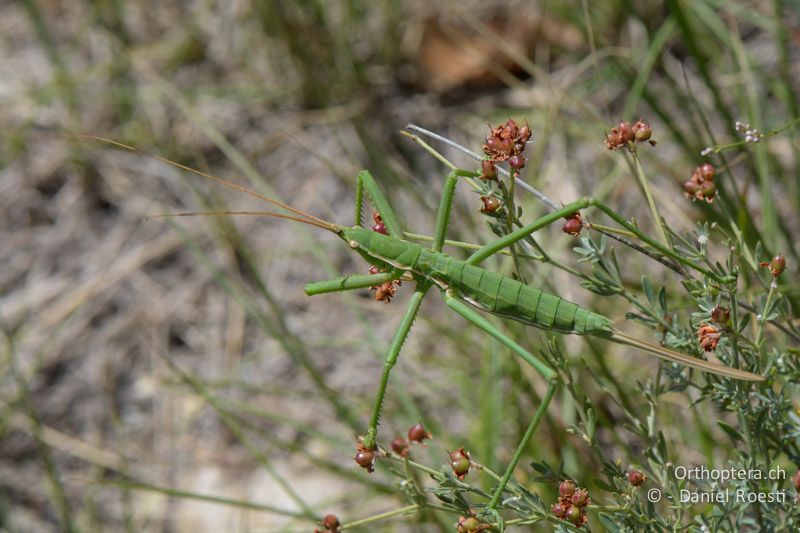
[414, 249, 610, 335]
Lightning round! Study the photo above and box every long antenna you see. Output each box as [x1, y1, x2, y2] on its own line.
[80, 134, 339, 231]
[146, 210, 334, 230]
[610, 329, 764, 382]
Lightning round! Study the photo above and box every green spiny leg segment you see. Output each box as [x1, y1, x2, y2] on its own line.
[356, 170, 405, 238]
[432, 172, 458, 252]
[304, 271, 403, 296]
[363, 282, 430, 450]
[430, 168, 478, 251]
[486, 381, 557, 511]
[443, 292, 557, 382]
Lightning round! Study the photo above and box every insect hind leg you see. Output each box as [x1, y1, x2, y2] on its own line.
[355, 170, 405, 238]
[362, 282, 431, 450]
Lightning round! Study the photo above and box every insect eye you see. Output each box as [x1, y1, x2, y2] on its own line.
[349, 240, 359, 249]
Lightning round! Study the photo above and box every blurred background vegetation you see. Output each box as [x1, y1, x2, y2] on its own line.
[1, 0, 798, 531]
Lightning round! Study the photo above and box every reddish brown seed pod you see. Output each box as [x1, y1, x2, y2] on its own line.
[498, 137, 514, 154]
[551, 501, 568, 519]
[518, 124, 532, 143]
[371, 212, 387, 234]
[699, 180, 716, 202]
[697, 323, 722, 352]
[449, 447, 471, 479]
[683, 179, 700, 196]
[700, 163, 715, 181]
[618, 120, 635, 143]
[371, 281, 397, 303]
[627, 469, 647, 487]
[321, 514, 340, 532]
[505, 118, 519, 136]
[480, 160, 497, 180]
[407, 423, 432, 444]
[559, 479, 577, 497]
[769, 254, 786, 277]
[480, 195, 502, 213]
[390, 437, 409, 457]
[710, 305, 730, 325]
[566, 505, 583, 524]
[456, 516, 481, 533]
[632, 120, 652, 142]
[484, 137, 501, 155]
[353, 439, 377, 473]
[571, 488, 590, 508]
[562, 213, 583, 236]
[605, 127, 623, 150]
[508, 154, 525, 169]
[354, 448, 375, 472]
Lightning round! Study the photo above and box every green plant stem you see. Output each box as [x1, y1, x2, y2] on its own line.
[476, 463, 505, 485]
[630, 150, 670, 247]
[402, 457, 444, 478]
[709, 116, 800, 153]
[503, 173, 527, 282]
[487, 382, 558, 510]
[99, 479, 308, 518]
[755, 280, 777, 350]
[586, 223, 637, 239]
[342, 504, 421, 530]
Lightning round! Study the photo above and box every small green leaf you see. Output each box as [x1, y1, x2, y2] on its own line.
[599, 513, 623, 532]
[642, 275, 655, 305]
[717, 421, 743, 443]
[658, 286, 668, 314]
[593, 478, 617, 493]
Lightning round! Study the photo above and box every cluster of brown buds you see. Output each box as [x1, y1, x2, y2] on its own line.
[314, 514, 340, 533]
[683, 163, 717, 203]
[449, 447, 472, 480]
[551, 480, 590, 528]
[760, 254, 786, 278]
[456, 511, 491, 532]
[627, 469, 647, 487]
[697, 323, 722, 352]
[482, 118, 533, 175]
[605, 119, 654, 151]
[368, 265, 402, 303]
[353, 438, 377, 473]
[562, 212, 583, 236]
